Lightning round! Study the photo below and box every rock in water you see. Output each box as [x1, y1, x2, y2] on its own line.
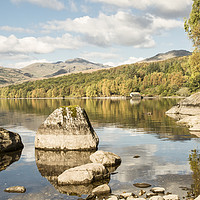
[90, 150, 121, 167]
[166, 92, 200, 134]
[57, 163, 110, 185]
[0, 128, 24, 153]
[35, 105, 99, 150]
[4, 186, 26, 193]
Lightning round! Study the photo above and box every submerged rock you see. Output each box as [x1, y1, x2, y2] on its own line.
[35, 105, 99, 150]
[58, 163, 110, 185]
[90, 150, 121, 167]
[4, 186, 26, 193]
[133, 183, 151, 188]
[0, 128, 24, 153]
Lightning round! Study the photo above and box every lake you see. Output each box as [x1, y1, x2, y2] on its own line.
[0, 98, 200, 200]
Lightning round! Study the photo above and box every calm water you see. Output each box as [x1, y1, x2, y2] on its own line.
[0, 98, 200, 200]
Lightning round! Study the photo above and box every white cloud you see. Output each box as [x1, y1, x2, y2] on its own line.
[81, 51, 119, 61]
[89, 0, 192, 18]
[0, 26, 33, 33]
[11, 0, 65, 10]
[119, 56, 144, 66]
[69, 0, 78, 12]
[0, 34, 83, 55]
[43, 11, 182, 48]
[14, 59, 50, 68]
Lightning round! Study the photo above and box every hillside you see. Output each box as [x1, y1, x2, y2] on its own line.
[21, 58, 110, 78]
[143, 50, 192, 62]
[0, 58, 111, 86]
[0, 50, 192, 86]
[1, 55, 198, 98]
[0, 66, 32, 86]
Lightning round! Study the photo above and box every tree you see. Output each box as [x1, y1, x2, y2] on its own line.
[184, 0, 200, 50]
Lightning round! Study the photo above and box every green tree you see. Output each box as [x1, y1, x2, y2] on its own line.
[184, 0, 200, 50]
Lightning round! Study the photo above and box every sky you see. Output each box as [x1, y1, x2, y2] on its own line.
[0, 0, 194, 68]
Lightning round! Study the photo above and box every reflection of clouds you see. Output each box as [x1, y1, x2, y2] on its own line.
[3, 126, 36, 163]
[97, 126, 193, 185]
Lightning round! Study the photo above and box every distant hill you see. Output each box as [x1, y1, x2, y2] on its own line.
[0, 58, 111, 86]
[21, 58, 111, 78]
[0, 66, 31, 86]
[142, 50, 192, 62]
[0, 50, 192, 86]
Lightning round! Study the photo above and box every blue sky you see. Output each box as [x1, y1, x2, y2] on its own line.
[0, 0, 193, 68]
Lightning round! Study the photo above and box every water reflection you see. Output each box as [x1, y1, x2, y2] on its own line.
[0, 150, 22, 172]
[0, 98, 193, 140]
[35, 149, 111, 196]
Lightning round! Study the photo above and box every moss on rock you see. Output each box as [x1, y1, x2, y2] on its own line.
[61, 105, 79, 118]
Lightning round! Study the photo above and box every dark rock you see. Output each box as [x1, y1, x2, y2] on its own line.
[0, 150, 22, 171]
[133, 183, 151, 188]
[0, 128, 24, 153]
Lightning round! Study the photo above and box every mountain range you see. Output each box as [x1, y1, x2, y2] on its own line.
[0, 50, 192, 86]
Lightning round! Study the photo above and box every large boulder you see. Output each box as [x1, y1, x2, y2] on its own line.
[166, 92, 200, 134]
[90, 150, 121, 167]
[58, 163, 110, 185]
[0, 128, 24, 153]
[35, 105, 99, 150]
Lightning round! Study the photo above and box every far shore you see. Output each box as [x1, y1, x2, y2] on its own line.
[0, 96, 186, 100]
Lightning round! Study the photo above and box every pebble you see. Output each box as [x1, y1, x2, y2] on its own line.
[4, 186, 26, 193]
[107, 195, 118, 200]
[150, 196, 164, 200]
[139, 190, 146, 196]
[133, 155, 140, 158]
[120, 192, 135, 198]
[151, 187, 165, 193]
[163, 194, 179, 200]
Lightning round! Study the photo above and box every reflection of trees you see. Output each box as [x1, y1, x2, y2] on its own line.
[189, 149, 200, 198]
[0, 98, 192, 140]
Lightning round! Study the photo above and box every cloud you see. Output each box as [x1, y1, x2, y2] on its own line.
[0, 34, 83, 55]
[11, 0, 65, 10]
[81, 51, 119, 61]
[14, 59, 50, 68]
[119, 56, 144, 66]
[43, 11, 182, 48]
[0, 26, 33, 33]
[89, 0, 192, 18]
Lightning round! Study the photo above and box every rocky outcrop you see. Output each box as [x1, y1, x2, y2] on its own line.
[90, 150, 121, 167]
[58, 163, 110, 185]
[0, 128, 24, 153]
[35, 105, 99, 150]
[166, 92, 200, 134]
